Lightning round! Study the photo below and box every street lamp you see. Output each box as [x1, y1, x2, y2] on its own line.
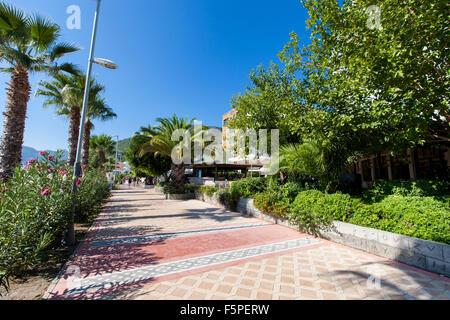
[63, 0, 118, 246]
[111, 135, 119, 184]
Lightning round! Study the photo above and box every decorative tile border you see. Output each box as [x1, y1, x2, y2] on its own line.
[90, 222, 270, 248]
[233, 198, 450, 278]
[67, 238, 321, 295]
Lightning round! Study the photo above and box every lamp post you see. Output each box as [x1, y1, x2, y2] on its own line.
[112, 135, 119, 184]
[63, 0, 118, 246]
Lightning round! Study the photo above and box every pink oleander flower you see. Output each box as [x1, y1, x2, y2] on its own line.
[76, 178, 82, 186]
[27, 158, 36, 165]
[59, 170, 68, 175]
[39, 151, 47, 156]
[48, 168, 55, 173]
[48, 155, 55, 161]
[40, 187, 52, 196]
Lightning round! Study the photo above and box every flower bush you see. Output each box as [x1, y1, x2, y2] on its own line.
[254, 192, 290, 219]
[73, 168, 110, 223]
[0, 152, 110, 291]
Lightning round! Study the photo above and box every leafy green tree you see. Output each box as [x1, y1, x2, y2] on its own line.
[227, 63, 300, 146]
[0, 4, 79, 179]
[279, 0, 449, 153]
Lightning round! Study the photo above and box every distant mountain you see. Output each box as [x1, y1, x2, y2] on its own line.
[21, 146, 67, 164]
[117, 138, 131, 154]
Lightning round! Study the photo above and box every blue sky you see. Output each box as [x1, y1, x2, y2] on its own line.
[1, 0, 309, 151]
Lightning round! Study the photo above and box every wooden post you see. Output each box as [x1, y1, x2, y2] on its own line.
[387, 156, 393, 180]
[370, 157, 376, 182]
[407, 148, 417, 179]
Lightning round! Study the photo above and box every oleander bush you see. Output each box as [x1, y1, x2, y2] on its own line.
[230, 177, 267, 198]
[73, 168, 110, 223]
[0, 152, 110, 292]
[351, 196, 450, 244]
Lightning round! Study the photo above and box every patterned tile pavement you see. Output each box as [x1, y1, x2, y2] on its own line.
[44, 187, 450, 300]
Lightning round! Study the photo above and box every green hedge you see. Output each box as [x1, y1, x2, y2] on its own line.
[288, 190, 360, 235]
[216, 188, 239, 211]
[230, 177, 267, 198]
[351, 195, 450, 244]
[362, 179, 450, 203]
[198, 186, 218, 196]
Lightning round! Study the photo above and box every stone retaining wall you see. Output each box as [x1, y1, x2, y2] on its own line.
[198, 195, 449, 277]
[167, 193, 195, 200]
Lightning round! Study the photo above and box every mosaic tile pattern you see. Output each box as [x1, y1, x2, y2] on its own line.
[68, 238, 321, 295]
[90, 222, 270, 248]
[113, 244, 450, 301]
[46, 187, 450, 300]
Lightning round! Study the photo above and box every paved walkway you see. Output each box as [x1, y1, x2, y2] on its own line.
[45, 187, 450, 300]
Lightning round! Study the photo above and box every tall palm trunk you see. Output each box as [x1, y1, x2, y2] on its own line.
[67, 107, 81, 167]
[81, 120, 93, 167]
[98, 149, 106, 164]
[0, 65, 31, 181]
[170, 162, 185, 190]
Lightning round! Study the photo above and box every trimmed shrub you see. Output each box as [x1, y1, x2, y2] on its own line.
[362, 179, 450, 203]
[216, 188, 240, 211]
[184, 183, 198, 193]
[198, 186, 218, 196]
[288, 190, 360, 235]
[278, 182, 304, 202]
[351, 195, 450, 244]
[163, 182, 183, 194]
[230, 177, 267, 198]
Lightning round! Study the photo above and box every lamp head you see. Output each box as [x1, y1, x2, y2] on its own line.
[93, 58, 118, 69]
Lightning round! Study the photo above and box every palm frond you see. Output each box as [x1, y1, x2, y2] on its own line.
[27, 14, 60, 53]
[49, 42, 80, 60]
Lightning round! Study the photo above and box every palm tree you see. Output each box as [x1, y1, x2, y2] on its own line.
[0, 4, 79, 180]
[90, 134, 115, 164]
[81, 99, 116, 166]
[278, 140, 326, 184]
[36, 74, 105, 166]
[140, 115, 194, 190]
